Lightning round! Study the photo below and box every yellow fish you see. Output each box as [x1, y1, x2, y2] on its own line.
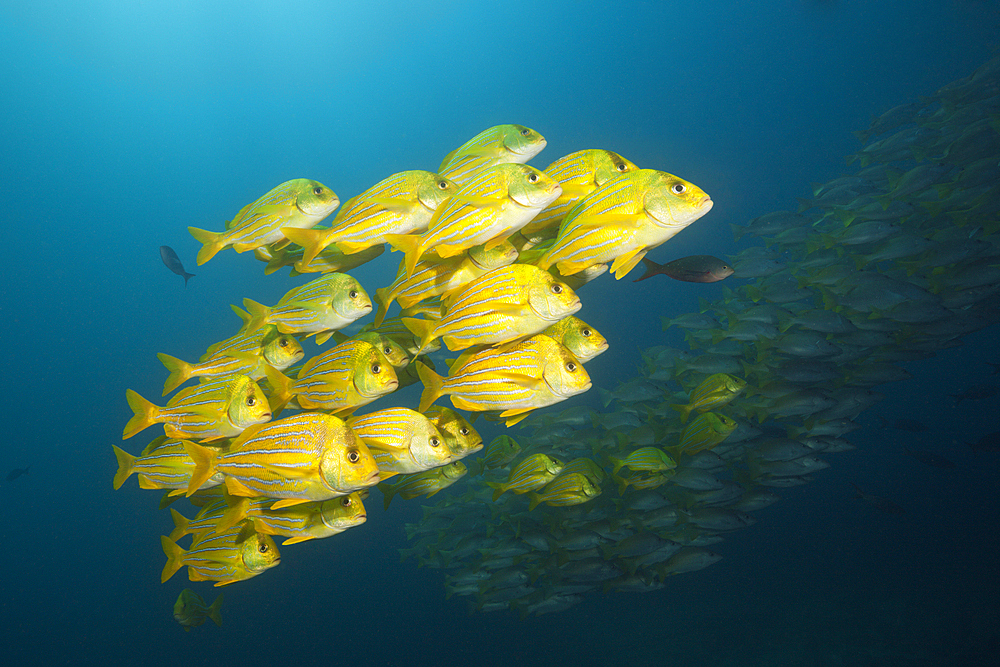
[189, 179, 339, 265]
[122, 374, 271, 441]
[254, 241, 384, 277]
[520, 149, 640, 242]
[373, 240, 519, 326]
[157, 327, 303, 396]
[160, 523, 280, 586]
[536, 169, 713, 280]
[424, 406, 483, 459]
[348, 407, 453, 478]
[403, 263, 581, 353]
[282, 171, 459, 264]
[379, 461, 468, 509]
[386, 164, 561, 280]
[439, 124, 547, 184]
[267, 339, 398, 414]
[112, 436, 224, 492]
[240, 272, 372, 344]
[184, 412, 381, 507]
[416, 334, 591, 426]
[670, 373, 747, 423]
[541, 315, 608, 363]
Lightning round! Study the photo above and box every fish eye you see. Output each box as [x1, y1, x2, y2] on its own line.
[551, 284, 562, 294]
[671, 183, 686, 194]
[438, 181, 448, 189]
[246, 396, 256, 406]
[384, 346, 392, 355]
[349, 290, 359, 299]
[582, 328, 592, 336]
[616, 163, 627, 171]
[460, 427, 470, 435]
[347, 450, 360, 463]
[341, 497, 352, 506]
[258, 543, 269, 553]
[279, 338, 289, 347]
[567, 362, 577, 372]
[430, 437, 440, 447]
[313, 187, 323, 196]
[528, 173, 538, 183]
[372, 363, 381, 374]
[520, 128, 531, 136]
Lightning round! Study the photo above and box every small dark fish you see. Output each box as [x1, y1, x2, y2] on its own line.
[160, 246, 195, 287]
[632, 255, 734, 284]
[850, 483, 904, 515]
[6, 466, 29, 482]
[950, 383, 999, 404]
[967, 432, 1000, 452]
[878, 417, 930, 432]
[903, 448, 955, 469]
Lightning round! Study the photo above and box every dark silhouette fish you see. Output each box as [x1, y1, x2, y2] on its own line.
[950, 383, 998, 404]
[903, 448, 955, 469]
[160, 246, 195, 287]
[878, 416, 930, 432]
[632, 255, 734, 283]
[6, 466, 29, 482]
[967, 432, 1000, 452]
[850, 483, 904, 515]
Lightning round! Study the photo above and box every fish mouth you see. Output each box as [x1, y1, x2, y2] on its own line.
[698, 196, 714, 210]
[260, 412, 273, 421]
[365, 471, 381, 484]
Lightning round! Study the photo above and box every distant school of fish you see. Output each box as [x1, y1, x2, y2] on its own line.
[118, 55, 1000, 628]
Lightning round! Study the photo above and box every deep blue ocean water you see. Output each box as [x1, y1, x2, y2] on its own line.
[2, 1, 999, 665]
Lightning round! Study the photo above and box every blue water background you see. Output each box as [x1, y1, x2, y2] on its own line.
[1, 1, 998, 665]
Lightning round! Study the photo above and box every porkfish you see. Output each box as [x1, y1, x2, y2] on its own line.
[184, 412, 381, 507]
[282, 171, 458, 265]
[348, 407, 454, 478]
[386, 163, 561, 280]
[189, 179, 339, 265]
[536, 169, 713, 280]
[438, 124, 547, 184]
[402, 264, 581, 353]
[122, 374, 271, 441]
[416, 334, 591, 427]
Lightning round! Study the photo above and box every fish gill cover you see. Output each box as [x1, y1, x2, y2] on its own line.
[112, 52, 1000, 627]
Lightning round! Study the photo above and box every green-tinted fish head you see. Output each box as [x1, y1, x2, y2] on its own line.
[320, 425, 382, 492]
[442, 461, 468, 480]
[468, 239, 520, 270]
[228, 376, 272, 429]
[724, 375, 748, 394]
[413, 423, 455, 468]
[329, 273, 374, 321]
[261, 332, 305, 370]
[503, 124, 547, 161]
[542, 454, 564, 476]
[489, 435, 521, 460]
[427, 406, 483, 457]
[643, 172, 714, 229]
[294, 179, 340, 217]
[541, 344, 592, 398]
[558, 316, 609, 363]
[417, 173, 461, 211]
[239, 532, 281, 573]
[507, 165, 562, 209]
[593, 150, 640, 186]
[356, 332, 409, 369]
[527, 269, 582, 321]
[318, 492, 368, 531]
[352, 345, 399, 398]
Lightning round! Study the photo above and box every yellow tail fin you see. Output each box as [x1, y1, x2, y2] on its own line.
[160, 535, 187, 583]
[112, 445, 136, 490]
[157, 353, 194, 396]
[188, 226, 225, 266]
[123, 390, 159, 440]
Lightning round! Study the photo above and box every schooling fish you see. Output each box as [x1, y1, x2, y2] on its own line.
[542, 316, 608, 363]
[379, 461, 468, 509]
[173, 589, 222, 632]
[160, 246, 195, 286]
[5, 466, 29, 482]
[439, 124, 547, 184]
[189, 179, 339, 265]
[632, 255, 734, 283]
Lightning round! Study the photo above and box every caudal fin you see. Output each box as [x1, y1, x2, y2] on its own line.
[385, 233, 422, 280]
[157, 353, 195, 396]
[207, 595, 224, 627]
[281, 227, 327, 267]
[632, 257, 663, 283]
[182, 441, 218, 497]
[160, 535, 187, 583]
[188, 227, 226, 266]
[112, 445, 137, 490]
[123, 390, 159, 440]
[416, 361, 446, 413]
[242, 298, 271, 334]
